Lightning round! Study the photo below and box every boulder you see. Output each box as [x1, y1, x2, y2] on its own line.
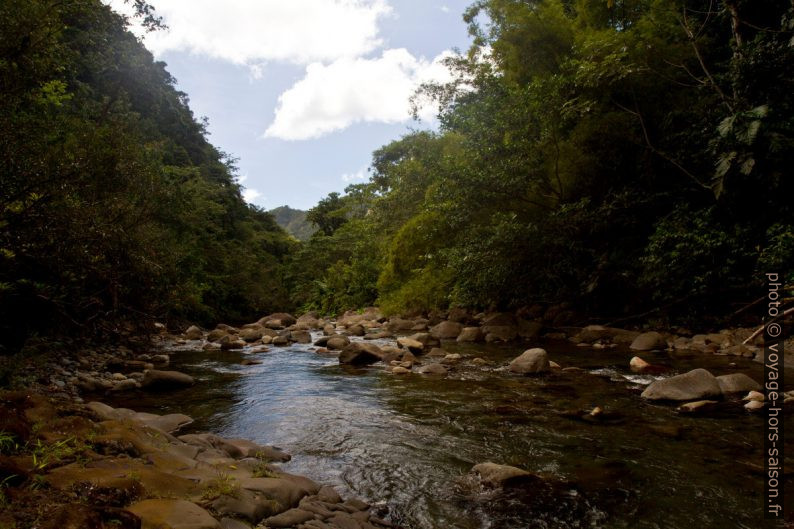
[427, 347, 447, 357]
[415, 363, 447, 376]
[482, 313, 518, 342]
[207, 329, 228, 342]
[290, 330, 312, 344]
[396, 337, 424, 355]
[239, 327, 264, 342]
[259, 313, 296, 327]
[630, 331, 665, 351]
[184, 325, 203, 340]
[429, 321, 463, 340]
[629, 356, 650, 372]
[326, 335, 350, 350]
[716, 373, 761, 394]
[141, 370, 195, 390]
[347, 324, 366, 336]
[640, 368, 722, 401]
[472, 462, 534, 487]
[296, 313, 320, 328]
[384, 317, 415, 332]
[126, 499, 220, 529]
[508, 348, 549, 374]
[456, 327, 483, 343]
[339, 343, 383, 365]
[391, 366, 411, 375]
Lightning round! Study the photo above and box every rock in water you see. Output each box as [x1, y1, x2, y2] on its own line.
[326, 335, 350, 350]
[630, 331, 665, 351]
[339, 343, 382, 365]
[640, 368, 721, 401]
[715, 373, 761, 394]
[184, 325, 203, 340]
[429, 320, 463, 340]
[472, 462, 534, 487]
[456, 327, 483, 342]
[414, 363, 447, 375]
[508, 348, 549, 374]
[141, 370, 195, 390]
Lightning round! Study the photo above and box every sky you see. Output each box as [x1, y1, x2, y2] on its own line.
[109, 0, 474, 210]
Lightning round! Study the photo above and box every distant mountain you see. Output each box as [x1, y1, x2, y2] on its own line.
[269, 206, 317, 241]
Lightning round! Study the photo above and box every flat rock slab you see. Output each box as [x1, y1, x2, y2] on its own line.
[126, 499, 220, 529]
[641, 368, 722, 401]
[261, 507, 314, 527]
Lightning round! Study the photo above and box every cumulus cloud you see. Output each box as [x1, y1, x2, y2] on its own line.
[264, 49, 455, 140]
[341, 168, 368, 183]
[242, 188, 262, 203]
[107, 0, 392, 65]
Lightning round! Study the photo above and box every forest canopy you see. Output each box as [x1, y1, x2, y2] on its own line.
[289, 0, 794, 324]
[0, 0, 295, 351]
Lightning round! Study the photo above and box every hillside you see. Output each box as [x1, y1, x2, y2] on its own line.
[269, 205, 317, 241]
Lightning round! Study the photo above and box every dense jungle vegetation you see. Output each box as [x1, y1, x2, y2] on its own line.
[1, 0, 793, 353]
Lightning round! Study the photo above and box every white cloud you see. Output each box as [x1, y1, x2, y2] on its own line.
[440, 5, 450, 13]
[242, 188, 262, 203]
[264, 49, 455, 140]
[342, 168, 368, 183]
[106, 0, 392, 65]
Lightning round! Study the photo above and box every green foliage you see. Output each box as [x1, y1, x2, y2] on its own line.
[269, 205, 317, 240]
[292, 0, 794, 322]
[0, 0, 295, 351]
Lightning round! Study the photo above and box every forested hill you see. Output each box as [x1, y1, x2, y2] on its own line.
[269, 206, 317, 241]
[288, 0, 794, 325]
[0, 0, 295, 352]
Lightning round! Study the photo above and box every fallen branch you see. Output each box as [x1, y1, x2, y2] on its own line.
[742, 306, 794, 345]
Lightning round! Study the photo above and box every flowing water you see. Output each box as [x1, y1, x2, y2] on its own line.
[107, 335, 793, 529]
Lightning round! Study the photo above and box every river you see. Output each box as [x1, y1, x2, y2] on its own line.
[106, 334, 791, 529]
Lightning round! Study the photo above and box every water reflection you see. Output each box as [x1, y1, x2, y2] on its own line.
[105, 336, 791, 529]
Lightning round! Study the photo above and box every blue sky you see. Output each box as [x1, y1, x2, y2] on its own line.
[112, 1, 474, 210]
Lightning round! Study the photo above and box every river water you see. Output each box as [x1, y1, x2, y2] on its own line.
[108, 335, 792, 529]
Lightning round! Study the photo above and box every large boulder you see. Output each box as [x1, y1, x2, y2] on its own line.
[339, 343, 383, 365]
[290, 330, 312, 344]
[716, 373, 761, 394]
[482, 313, 518, 343]
[641, 368, 722, 401]
[326, 335, 350, 350]
[508, 348, 549, 374]
[258, 313, 296, 328]
[126, 499, 220, 529]
[456, 327, 483, 343]
[630, 331, 666, 351]
[184, 325, 203, 340]
[141, 370, 195, 390]
[430, 321, 463, 340]
[239, 327, 264, 342]
[296, 313, 320, 329]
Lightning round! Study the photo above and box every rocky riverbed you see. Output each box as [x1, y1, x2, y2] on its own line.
[1, 307, 792, 528]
